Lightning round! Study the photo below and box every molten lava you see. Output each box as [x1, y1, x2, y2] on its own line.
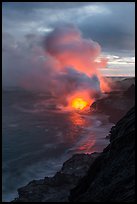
[71, 98, 89, 110]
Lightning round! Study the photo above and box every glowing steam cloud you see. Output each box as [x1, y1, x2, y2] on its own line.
[44, 24, 109, 108]
[3, 24, 110, 109]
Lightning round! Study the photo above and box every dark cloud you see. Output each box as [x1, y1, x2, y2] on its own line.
[80, 18, 134, 52]
[2, 2, 93, 13]
[79, 2, 135, 52]
[2, 2, 135, 53]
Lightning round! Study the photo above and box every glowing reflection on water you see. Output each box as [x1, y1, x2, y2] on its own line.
[69, 111, 86, 127]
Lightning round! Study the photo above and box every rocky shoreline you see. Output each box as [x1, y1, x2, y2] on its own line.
[12, 105, 135, 202]
[90, 84, 135, 123]
[12, 153, 100, 202]
[69, 106, 135, 202]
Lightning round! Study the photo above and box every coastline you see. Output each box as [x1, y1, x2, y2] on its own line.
[12, 106, 135, 202]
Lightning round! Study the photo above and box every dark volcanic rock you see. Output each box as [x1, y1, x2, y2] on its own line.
[12, 153, 99, 202]
[69, 106, 135, 202]
[90, 84, 135, 123]
[123, 84, 135, 98]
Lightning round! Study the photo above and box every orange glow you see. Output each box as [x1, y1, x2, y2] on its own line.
[69, 112, 86, 126]
[65, 90, 95, 111]
[71, 98, 89, 110]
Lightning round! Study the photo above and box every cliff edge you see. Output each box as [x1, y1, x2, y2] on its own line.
[69, 106, 135, 202]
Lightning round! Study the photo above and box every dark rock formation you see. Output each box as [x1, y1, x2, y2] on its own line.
[12, 153, 99, 202]
[69, 106, 135, 202]
[90, 84, 135, 123]
[117, 77, 135, 90]
[123, 84, 135, 99]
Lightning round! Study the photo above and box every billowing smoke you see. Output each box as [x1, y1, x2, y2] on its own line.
[45, 24, 110, 105]
[45, 25, 101, 74]
[2, 24, 110, 108]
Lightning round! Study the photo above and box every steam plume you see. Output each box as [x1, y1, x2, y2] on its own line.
[3, 24, 110, 107]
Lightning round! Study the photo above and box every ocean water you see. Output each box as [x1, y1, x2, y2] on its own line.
[2, 90, 113, 201]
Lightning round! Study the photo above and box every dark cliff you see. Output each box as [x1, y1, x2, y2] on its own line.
[12, 153, 99, 202]
[90, 84, 135, 123]
[69, 106, 135, 202]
